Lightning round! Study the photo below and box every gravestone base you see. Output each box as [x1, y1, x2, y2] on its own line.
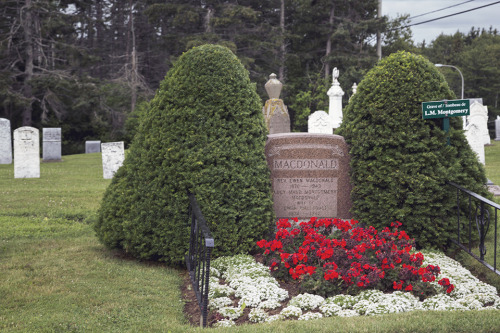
[265, 133, 352, 220]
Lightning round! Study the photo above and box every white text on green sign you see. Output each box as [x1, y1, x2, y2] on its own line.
[422, 99, 470, 119]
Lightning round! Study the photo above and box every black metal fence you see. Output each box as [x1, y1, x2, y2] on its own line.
[186, 193, 214, 328]
[448, 181, 500, 276]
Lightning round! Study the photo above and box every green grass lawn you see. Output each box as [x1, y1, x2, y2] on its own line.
[1, 152, 500, 332]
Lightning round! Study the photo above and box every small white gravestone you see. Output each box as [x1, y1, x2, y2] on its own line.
[308, 111, 333, 134]
[14, 126, 40, 178]
[468, 101, 490, 145]
[85, 140, 101, 153]
[101, 141, 125, 179]
[495, 116, 500, 141]
[0, 118, 12, 164]
[327, 67, 344, 130]
[42, 128, 62, 162]
[465, 123, 485, 165]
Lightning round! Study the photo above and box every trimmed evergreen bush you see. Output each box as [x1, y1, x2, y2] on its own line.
[94, 44, 275, 265]
[336, 51, 489, 249]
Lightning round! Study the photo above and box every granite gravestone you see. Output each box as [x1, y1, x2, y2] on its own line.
[0, 118, 12, 164]
[85, 140, 101, 153]
[14, 126, 40, 178]
[42, 128, 62, 162]
[308, 111, 333, 134]
[469, 101, 490, 145]
[101, 141, 125, 179]
[265, 133, 352, 220]
[495, 116, 500, 141]
[465, 123, 485, 165]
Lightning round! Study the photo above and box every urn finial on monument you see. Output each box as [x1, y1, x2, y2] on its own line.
[263, 73, 290, 134]
[265, 73, 283, 99]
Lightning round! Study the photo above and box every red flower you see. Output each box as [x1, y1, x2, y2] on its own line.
[446, 285, 455, 294]
[405, 284, 413, 291]
[357, 281, 364, 287]
[256, 239, 267, 248]
[305, 266, 316, 276]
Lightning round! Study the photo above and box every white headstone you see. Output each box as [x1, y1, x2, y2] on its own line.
[42, 128, 62, 161]
[308, 111, 333, 134]
[101, 141, 125, 179]
[465, 123, 485, 165]
[327, 67, 344, 130]
[85, 140, 101, 153]
[468, 101, 490, 145]
[14, 126, 40, 178]
[495, 116, 500, 141]
[0, 118, 12, 164]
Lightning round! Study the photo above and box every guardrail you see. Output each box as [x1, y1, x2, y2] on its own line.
[186, 193, 214, 328]
[448, 181, 500, 276]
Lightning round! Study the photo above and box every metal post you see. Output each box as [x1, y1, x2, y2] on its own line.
[435, 64, 466, 129]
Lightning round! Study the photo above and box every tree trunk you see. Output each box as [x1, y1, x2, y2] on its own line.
[22, 0, 34, 126]
[324, 5, 335, 80]
[130, 2, 137, 114]
[279, 0, 285, 82]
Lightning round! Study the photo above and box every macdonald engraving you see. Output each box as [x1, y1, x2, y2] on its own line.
[273, 177, 338, 217]
[273, 159, 338, 170]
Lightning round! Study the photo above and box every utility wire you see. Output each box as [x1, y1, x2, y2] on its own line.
[410, 0, 476, 19]
[390, 1, 500, 30]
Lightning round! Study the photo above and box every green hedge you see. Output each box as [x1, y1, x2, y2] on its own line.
[336, 51, 489, 249]
[94, 44, 275, 265]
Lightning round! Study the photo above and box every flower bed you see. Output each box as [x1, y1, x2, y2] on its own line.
[207, 218, 500, 327]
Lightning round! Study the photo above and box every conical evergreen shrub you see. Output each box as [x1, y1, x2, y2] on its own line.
[336, 51, 489, 249]
[94, 44, 275, 264]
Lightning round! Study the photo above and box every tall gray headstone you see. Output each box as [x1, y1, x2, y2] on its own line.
[468, 101, 490, 145]
[0, 118, 12, 164]
[465, 123, 485, 165]
[327, 67, 344, 130]
[14, 126, 40, 178]
[101, 141, 125, 179]
[495, 116, 500, 141]
[42, 128, 62, 162]
[85, 140, 101, 153]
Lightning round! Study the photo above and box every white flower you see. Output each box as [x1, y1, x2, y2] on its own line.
[281, 305, 302, 318]
[218, 306, 244, 320]
[421, 294, 467, 311]
[298, 312, 323, 320]
[266, 314, 284, 322]
[208, 297, 233, 310]
[208, 283, 234, 299]
[323, 294, 358, 309]
[210, 266, 221, 278]
[289, 293, 325, 310]
[248, 308, 269, 323]
[337, 309, 359, 317]
[258, 299, 282, 310]
[319, 301, 342, 317]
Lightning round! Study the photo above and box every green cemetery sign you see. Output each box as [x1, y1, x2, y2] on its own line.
[422, 99, 470, 119]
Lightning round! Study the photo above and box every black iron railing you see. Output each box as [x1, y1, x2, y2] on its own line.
[186, 193, 214, 328]
[448, 181, 500, 276]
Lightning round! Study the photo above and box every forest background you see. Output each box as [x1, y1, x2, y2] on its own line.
[1, 0, 499, 154]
